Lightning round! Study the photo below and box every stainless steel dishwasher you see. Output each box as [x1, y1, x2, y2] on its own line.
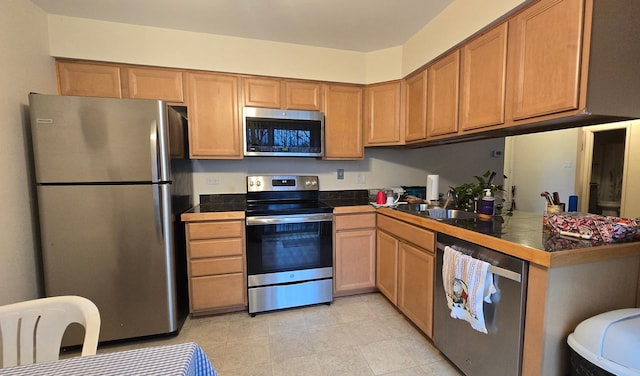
[434, 233, 528, 376]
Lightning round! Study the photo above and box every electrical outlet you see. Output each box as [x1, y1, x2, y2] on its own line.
[337, 169, 344, 180]
[491, 150, 503, 158]
[206, 177, 219, 185]
[357, 173, 366, 184]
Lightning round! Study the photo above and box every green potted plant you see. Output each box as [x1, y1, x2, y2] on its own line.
[452, 171, 504, 212]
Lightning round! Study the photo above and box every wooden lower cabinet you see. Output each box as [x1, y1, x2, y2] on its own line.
[190, 273, 245, 311]
[398, 242, 434, 337]
[376, 230, 399, 304]
[334, 209, 376, 296]
[185, 219, 247, 314]
[376, 213, 435, 337]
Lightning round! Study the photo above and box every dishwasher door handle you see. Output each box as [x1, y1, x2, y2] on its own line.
[437, 242, 522, 283]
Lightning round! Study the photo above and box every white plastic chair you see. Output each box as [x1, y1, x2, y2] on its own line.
[0, 295, 100, 368]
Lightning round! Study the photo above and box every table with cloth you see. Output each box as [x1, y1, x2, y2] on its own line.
[0, 342, 217, 376]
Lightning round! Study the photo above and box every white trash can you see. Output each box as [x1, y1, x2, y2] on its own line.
[567, 308, 640, 376]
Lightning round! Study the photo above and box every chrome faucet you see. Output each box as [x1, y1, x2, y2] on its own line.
[444, 187, 458, 209]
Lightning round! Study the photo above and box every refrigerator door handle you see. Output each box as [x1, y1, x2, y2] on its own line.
[150, 121, 159, 182]
[153, 185, 164, 238]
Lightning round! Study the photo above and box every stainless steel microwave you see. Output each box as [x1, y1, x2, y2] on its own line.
[243, 107, 324, 157]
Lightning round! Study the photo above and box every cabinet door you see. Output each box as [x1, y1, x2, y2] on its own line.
[507, 0, 583, 121]
[404, 70, 428, 142]
[364, 81, 403, 145]
[334, 229, 376, 294]
[323, 84, 364, 160]
[190, 273, 246, 312]
[376, 230, 399, 304]
[460, 23, 508, 131]
[243, 77, 281, 108]
[187, 72, 242, 159]
[284, 81, 322, 111]
[427, 50, 460, 137]
[125, 67, 184, 102]
[398, 242, 434, 337]
[57, 61, 122, 98]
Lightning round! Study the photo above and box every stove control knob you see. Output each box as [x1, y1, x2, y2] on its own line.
[249, 180, 254, 187]
[256, 180, 261, 187]
[310, 180, 317, 186]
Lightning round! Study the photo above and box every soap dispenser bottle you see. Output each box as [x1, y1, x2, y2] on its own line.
[479, 188, 494, 220]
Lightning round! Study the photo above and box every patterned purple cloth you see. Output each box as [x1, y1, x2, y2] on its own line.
[0, 342, 217, 376]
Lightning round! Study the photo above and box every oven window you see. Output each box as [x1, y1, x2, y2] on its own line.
[246, 221, 332, 275]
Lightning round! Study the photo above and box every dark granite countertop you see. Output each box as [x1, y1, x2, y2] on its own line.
[379, 207, 640, 267]
[423, 210, 609, 252]
[186, 190, 371, 214]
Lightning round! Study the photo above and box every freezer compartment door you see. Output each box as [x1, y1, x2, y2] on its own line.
[37, 184, 180, 343]
[29, 94, 170, 183]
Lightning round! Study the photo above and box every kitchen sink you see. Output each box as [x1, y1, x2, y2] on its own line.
[395, 204, 479, 221]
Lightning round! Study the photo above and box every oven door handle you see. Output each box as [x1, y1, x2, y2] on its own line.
[246, 213, 333, 226]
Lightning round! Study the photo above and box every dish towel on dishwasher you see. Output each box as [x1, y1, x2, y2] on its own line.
[443, 246, 497, 333]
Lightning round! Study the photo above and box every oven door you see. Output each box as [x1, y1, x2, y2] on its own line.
[245, 213, 333, 283]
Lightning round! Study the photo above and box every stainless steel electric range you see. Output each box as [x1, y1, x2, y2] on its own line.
[245, 175, 333, 315]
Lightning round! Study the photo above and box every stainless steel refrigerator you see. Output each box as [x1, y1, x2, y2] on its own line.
[29, 93, 193, 345]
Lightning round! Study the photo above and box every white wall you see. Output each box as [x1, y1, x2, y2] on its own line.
[192, 138, 506, 198]
[46, 0, 526, 84]
[504, 128, 580, 213]
[0, 0, 57, 304]
[402, 0, 527, 75]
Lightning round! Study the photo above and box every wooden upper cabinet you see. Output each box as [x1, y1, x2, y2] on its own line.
[460, 23, 508, 131]
[57, 61, 122, 98]
[364, 81, 403, 145]
[404, 69, 428, 142]
[427, 50, 460, 138]
[242, 77, 281, 108]
[187, 72, 242, 159]
[323, 84, 364, 160]
[243, 77, 322, 111]
[283, 80, 322, 111]
[506, 0, 583, 121]
[125, 67, 184, 102]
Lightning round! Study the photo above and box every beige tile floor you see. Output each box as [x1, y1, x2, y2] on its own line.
[95, 293, 463, 376]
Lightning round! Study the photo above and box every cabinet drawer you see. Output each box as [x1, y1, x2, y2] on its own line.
[190, 256, 244, 277]
[187, 221, 243, 240]
[377, 214, 434, 252]
[190, 273, 246, 311]
[335, 213, 376, 231]
[189, 238, 243, 258]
